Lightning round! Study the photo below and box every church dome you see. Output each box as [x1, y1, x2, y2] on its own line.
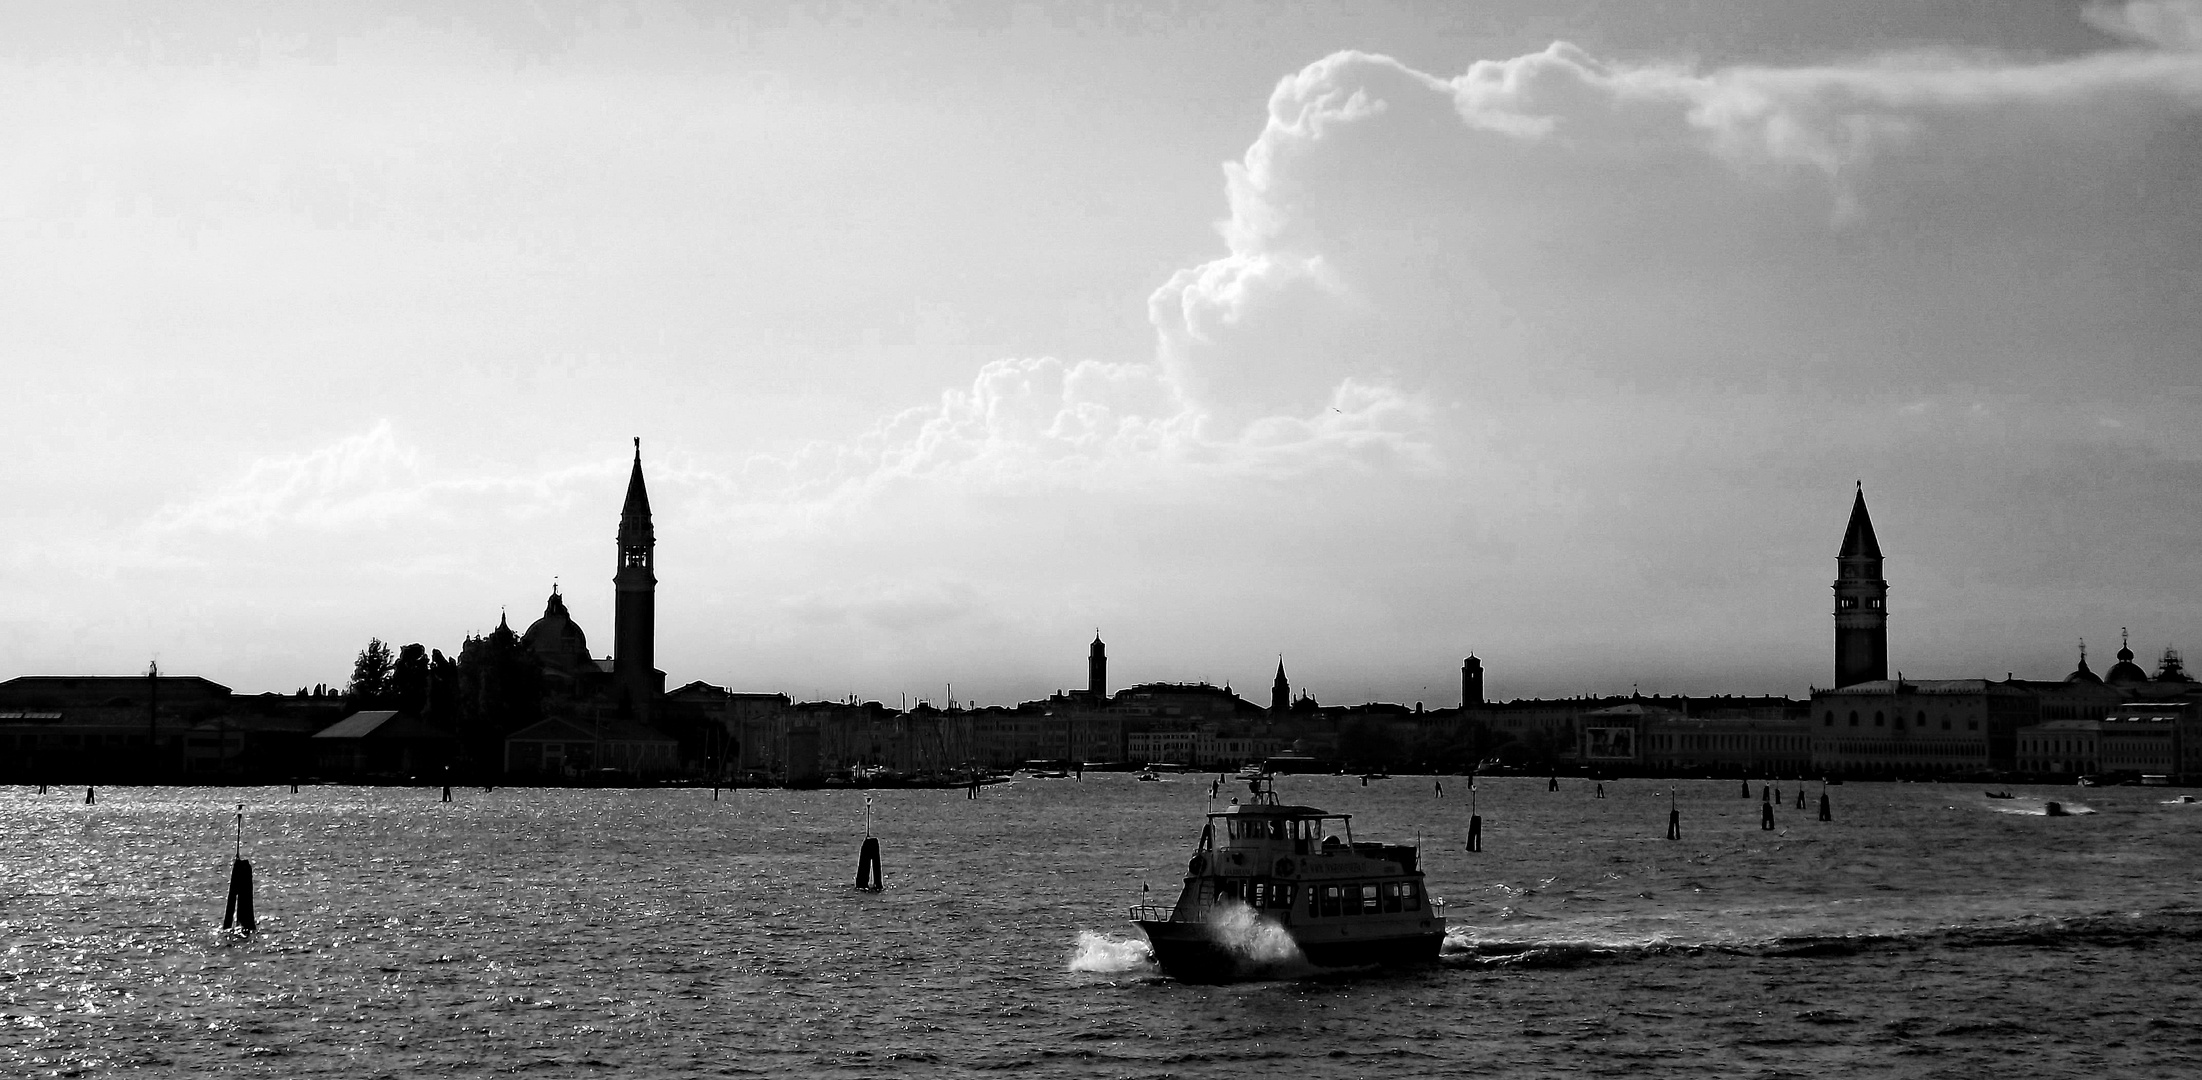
[522, 587, 595, 671]
[2065, 653, 2102, 685]
[2105, 640, 2149, 684]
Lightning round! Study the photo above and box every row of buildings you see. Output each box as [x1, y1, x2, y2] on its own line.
[4, 454, 2194, 784]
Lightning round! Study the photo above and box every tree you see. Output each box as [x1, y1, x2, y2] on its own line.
[426, 649, 460, 729]
[392, 643, 430, 715]
[347, 638, 395, 706]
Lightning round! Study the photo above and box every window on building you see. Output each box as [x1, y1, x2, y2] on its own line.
[1849, 711, 1859, 727]
[1874, 711, 1885, 727]
[1968, 720, 1979, 731]
[1824, 712, 1834, 727]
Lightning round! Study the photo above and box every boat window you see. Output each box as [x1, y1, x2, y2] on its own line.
[1321, 885, 1342, 918]
[1403, 882, 1421, 911]
[1308, 887, 1321, 919]
[1383, 883, 1403, 913]
[1359, 885, 1380, 915]
[1271, 883, 1295, 911]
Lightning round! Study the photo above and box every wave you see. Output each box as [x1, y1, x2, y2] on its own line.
[1442, 907, 2202, 970]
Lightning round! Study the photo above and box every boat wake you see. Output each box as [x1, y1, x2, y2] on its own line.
[1982, 796, 2096, 816]
[1068, 931, 1153, 974]
[1438, 907, 2202, 970]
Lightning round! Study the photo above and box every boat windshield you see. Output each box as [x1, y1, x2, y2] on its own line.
[1211, 813, 1348, 846]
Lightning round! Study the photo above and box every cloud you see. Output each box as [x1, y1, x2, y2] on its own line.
[143, 421, 620, 545]
[87, 5, 2202, 698]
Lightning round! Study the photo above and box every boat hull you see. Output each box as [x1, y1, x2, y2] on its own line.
[1135, 919, 1445, 983]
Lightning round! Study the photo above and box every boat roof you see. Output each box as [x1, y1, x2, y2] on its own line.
[1209, 803, 1340, 819]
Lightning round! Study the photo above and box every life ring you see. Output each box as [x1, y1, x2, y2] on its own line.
[1188, 855, 1207, 875]
[1275, 858, 1296, 877]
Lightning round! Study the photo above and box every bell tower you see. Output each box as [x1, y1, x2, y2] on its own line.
[1271, 659, 1290, 714]
[614, 438, 658, 718]
[1834, 483, 1888, 688]
[1087, 633, 1107, 700]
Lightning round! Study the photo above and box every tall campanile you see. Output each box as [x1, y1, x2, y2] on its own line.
[1833, 483, 1888, 688]
[614, 438, 657, 718]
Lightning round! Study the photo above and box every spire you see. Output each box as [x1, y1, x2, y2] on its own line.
[621, 437, 652, 526]
[1839, 482, 1881, 559]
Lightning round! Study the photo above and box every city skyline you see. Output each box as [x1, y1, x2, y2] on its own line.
[6, 2, 2201, 704]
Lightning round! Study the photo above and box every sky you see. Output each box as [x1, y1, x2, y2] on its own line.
[4, 1, 2200, 706]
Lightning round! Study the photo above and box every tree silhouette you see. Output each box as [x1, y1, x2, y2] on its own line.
[393, 643, 431, 715]
[347, 638, 395, 707]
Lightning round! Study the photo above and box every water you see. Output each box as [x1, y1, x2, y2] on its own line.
[6, 776, 2202, 1077]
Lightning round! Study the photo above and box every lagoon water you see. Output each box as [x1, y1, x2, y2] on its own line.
[6, 775, 2202, 1077]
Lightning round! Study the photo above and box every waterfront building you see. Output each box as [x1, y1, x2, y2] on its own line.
[502, 715, 680, 778]
[310, 709, 456, 778]
[1809, 679, 2038, 776]
[1647, 709, 1814, 775]
[0, 673, 234, 781]
[2014, 719, 2100, 776]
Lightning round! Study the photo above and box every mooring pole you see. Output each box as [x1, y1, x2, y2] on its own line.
[855, 795, 883, 891]
[222, 804, 257, 934]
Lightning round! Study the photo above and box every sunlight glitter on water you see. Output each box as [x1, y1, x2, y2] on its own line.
[7, 777, 2202, 1077]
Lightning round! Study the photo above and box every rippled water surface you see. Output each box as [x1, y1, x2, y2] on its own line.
[6, 776, 2202, 1077]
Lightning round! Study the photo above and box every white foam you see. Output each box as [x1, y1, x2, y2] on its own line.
[1204, 900, 1306, 967]
[1067, 930, 1152, 973]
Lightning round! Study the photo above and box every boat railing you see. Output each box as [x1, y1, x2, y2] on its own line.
[1128, 902, 1185, 923]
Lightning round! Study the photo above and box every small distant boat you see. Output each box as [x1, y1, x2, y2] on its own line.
[2077, 776, 2101, 787]
[1359, 773, 1390, 782]
[1137, 771, 1163, 782]
[2045, 801, 2070, 817]
[1985, 791, 2014, 799]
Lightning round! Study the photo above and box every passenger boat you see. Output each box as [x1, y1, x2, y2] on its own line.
[1130, 775, 1446, 982]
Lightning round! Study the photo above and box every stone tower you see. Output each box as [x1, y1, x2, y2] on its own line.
[1087, 633, 1107, 700]
[1271, 659, 1289, 714]
[1461, 654, 1483, 708]
[1834, 483, 1889, 688]
[614, 438, 657, 718]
